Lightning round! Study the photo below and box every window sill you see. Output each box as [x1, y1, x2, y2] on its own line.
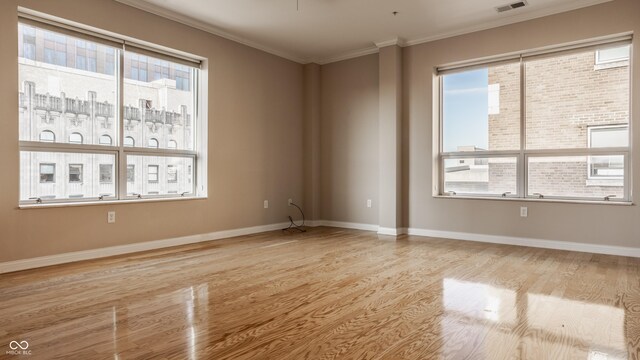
[18, 196, 208, 209]
[433, 195, 633, 206]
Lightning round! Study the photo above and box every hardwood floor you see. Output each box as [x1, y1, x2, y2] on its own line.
[1, 226, 639, 359]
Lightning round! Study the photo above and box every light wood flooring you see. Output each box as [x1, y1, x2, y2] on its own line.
[1, 227, 639, 359]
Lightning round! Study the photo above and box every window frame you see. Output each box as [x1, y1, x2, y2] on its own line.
[587, 124, 628, 181]
[39, 163, 56, 183]
[18, 12, 206, 206]
[68, 163, 83, 183]
[435, 38, 633, 203]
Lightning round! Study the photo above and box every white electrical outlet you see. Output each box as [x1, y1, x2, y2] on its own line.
[264, 200, 269, 209]
[520, 207, 528, 218]
[288, 198, 293, 206]
[367, 199, 372, 208]
[107, 211, 116, 223]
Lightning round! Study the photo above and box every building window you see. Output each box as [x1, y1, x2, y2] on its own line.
[595, 45, 630, 65]
[127, 164, 135, 182]
[127, 53, 148, 82]
[148, 165, 159, 183]
[20, 24, 36, 60]
[437, 39, 631, 202]
[175, 64, 190, 91]
[18, 16, 204, 205]
[69, 164, 83, 183]
[69, 132, 83, 144]
[43, 30, 67, 66]
[99, 164, 113, 183]
[153, 59, 170, 81]
[39, 130, 55, 142]
[104, 47, 115, 76]
[39, 163, 55, 183]
[167, 165, 178, 183]
[76, 39, 97, 72]
[99, 134, 113, 145]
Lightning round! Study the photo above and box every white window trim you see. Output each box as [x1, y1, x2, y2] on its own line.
[18, 12, 208, 207]
[434, 37, 633, 203]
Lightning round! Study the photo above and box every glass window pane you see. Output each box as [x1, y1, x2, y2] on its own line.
[442, 63, 520, 152]
[18, 23, 118, 146]
[127, 155, 194, 196]
[528, 156, 625, 199]
[444, 157, 517, 196]
[21, 151, 116, 201]
[69, 164, 83, 183]
[99, 164, 113, 184]
[596, 45, 630, 64]
[525, 48, 630, 150]
[124, 51, 196, 151]
[589, 126, 628, 148]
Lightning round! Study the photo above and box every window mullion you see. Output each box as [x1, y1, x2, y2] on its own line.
[117, 45, 126, 200]
[521, 60, 525, 198]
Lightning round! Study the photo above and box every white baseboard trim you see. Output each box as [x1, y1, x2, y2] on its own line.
[406, 228, 640, 258]
[0, 222, 290, 274]
[311, 220, 379, 232]
[377, 227, 403, 236]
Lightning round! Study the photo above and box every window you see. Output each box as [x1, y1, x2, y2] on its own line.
[76, 40, 97, 72]
[39, 130, 55, 142]
[20, 24, 36, 60]
[153, 59, 170, 81]
[588, 125, 627, 179]
[127, 53, 148, 82]
[69, 164, 83, 183]
[167, 165, 178, 183]
[437, 40, 631, 202]
[104, 47, 115, 76]
[18, 17, 204, 205]
[596, 45, 630, 65]
[99, 135, 112, 145]
[69, 133, 83, 144]
[175, 64, 190, 91]
[127, 164, 135, 182]
[43, 31, 67, 66]
[148, 165, 159, 183]
[39, 163, 55, 183]
[99, 164, 113, 183]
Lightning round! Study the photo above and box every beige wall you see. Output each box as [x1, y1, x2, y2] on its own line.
[2, 0, 639, 264]
[319, 54, 379, 224]
[402, 0, 640, 247]
[0, 0, 304, 262]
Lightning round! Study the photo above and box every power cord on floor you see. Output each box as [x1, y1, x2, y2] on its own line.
[283, 202, 306, 232]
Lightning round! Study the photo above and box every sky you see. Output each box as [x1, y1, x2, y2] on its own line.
[442, 69, 488, 152]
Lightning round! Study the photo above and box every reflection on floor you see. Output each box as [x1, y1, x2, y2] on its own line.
[0, 227, 639, 359]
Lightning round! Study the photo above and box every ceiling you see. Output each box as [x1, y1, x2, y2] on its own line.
[115, 0, 611, 64]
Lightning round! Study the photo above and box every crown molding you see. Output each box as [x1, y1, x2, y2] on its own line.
[403, 0, 612, 47]
[115, 0, 612, 66]
[374, 37, 406, 48]
[114, 0, 308, 64]
[314, 46, 380, 65]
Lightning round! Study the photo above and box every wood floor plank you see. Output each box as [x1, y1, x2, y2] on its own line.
[0, 227, 639, 359]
